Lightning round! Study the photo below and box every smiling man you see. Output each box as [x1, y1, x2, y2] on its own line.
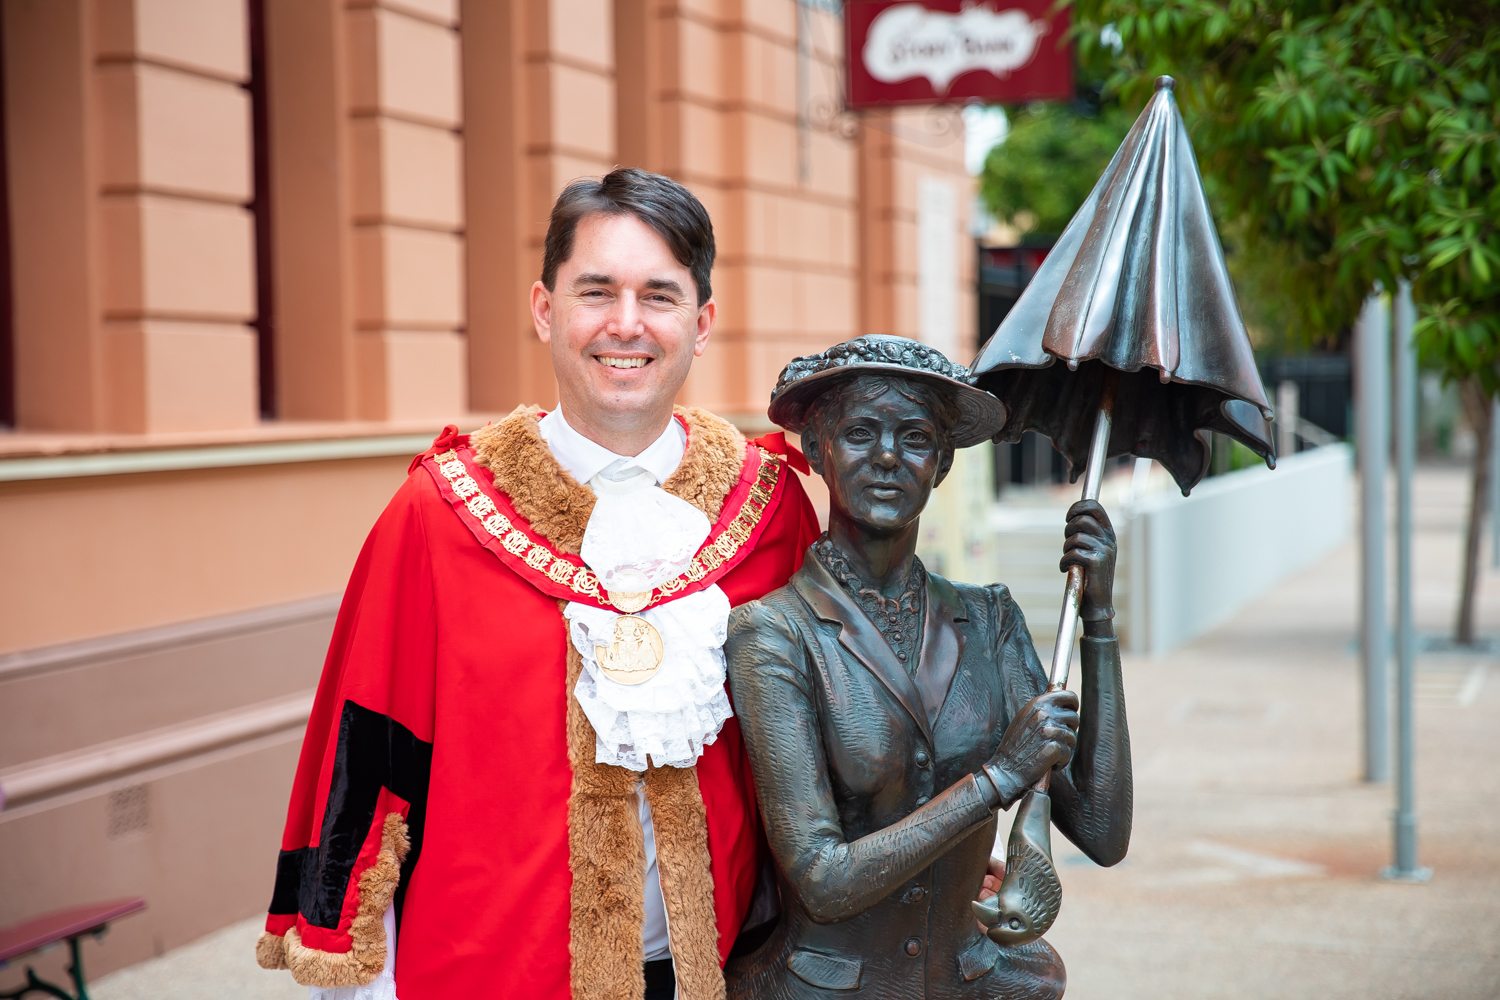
[255, 169, 820, 1000]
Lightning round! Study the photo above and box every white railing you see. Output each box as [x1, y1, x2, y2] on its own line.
[901, 438, 1354, 659]
[1125, 444, 1352, 655]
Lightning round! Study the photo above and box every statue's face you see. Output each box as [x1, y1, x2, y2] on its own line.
[815, 386, 946, 533]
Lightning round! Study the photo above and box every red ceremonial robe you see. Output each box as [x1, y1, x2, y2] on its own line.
[256, 405, 819, 1000]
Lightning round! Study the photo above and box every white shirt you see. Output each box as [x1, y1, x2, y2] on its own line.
[539, 404, 680, 963]
[537, 405, 686, 490]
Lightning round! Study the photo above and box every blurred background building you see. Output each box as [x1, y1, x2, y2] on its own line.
[0, 0, 979, 981]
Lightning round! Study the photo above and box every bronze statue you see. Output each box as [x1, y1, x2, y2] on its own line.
[724, 336, 1132, 999]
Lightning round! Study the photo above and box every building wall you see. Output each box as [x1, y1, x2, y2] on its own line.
[0, 0, 974, 985]
[4, 0, 259, 434]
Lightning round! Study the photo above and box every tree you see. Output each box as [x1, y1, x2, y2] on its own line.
[980, 102, 1135, 236]
[1069, 0, 1500, 642]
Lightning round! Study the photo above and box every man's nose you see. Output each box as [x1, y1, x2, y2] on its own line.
[872, 442, 899, 470]
[608, 293, 645, 336]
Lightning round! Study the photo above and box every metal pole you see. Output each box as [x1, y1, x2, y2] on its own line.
[1491, 398, 1500, 568]
[1383, 278, 1430, 881]
[1277, 379, 1300, 460]
[1357, 291, 1390, 783]
[1048, 389, 1117, 691]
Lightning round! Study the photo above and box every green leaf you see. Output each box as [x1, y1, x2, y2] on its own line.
[1472, 246, 1493, 284]
[1066, 0, 1500, 379]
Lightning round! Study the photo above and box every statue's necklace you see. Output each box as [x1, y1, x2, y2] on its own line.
[813, 537, 925, 674]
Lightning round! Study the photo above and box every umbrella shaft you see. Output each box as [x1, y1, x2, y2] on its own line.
[1048, 403, 1114, 690]
[1081, 399, 1113, 501]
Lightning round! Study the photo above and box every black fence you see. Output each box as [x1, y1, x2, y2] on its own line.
[1259, 354, 1352, 440]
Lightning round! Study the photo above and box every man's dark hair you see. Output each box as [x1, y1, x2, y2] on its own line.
[541, 168, 715, 305]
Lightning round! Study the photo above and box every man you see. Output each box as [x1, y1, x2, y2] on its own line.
[255, 169, 820, 1000]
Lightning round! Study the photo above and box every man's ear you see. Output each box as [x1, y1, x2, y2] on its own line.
[693, 299, 716, 357]
[530, 280, 554, 343]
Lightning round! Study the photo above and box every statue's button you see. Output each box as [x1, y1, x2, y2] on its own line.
[904, 937, 922, 956]
[915, 750, 930, 767]
[903, 885, 926, 903]
[915, 795, 930, 806]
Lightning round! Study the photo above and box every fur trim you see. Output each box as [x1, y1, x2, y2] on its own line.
[644, 764, 726, 1000]
[472, 406, 596, 555]
[280, 812, 410, 989]
[474, 405, 747, 554]
[479, 408, 746, 1000]
[565, 622, 648, 999]
[255, 930, 288, 970]
[661, 407, 746, 524]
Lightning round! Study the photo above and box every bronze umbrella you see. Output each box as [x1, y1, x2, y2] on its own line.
[971, 76, 1275, 946]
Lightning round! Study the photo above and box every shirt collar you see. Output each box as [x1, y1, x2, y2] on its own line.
[536, 405, 686, 488]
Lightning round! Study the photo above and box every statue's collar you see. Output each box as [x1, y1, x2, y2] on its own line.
[793, 555, 968, 739]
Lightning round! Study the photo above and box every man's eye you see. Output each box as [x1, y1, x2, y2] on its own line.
[845, 427, 874, 442]
[903, 431, 931, 447]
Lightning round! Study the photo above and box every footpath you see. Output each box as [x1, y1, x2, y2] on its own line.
[87, 466, 1499, 1000]
[1047, 464, 1500, 1000]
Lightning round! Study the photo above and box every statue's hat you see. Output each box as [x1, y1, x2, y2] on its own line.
[769, 335, 1007, 448]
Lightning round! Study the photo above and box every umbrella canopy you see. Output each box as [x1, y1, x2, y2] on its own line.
[971, 76, 1274, 495]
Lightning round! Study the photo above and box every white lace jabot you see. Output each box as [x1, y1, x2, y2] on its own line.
[538, 405, 733, 771]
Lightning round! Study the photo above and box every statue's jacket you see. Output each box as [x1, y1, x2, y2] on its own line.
[254, 405, 821, 1000]
[724, 555, 1081, 999]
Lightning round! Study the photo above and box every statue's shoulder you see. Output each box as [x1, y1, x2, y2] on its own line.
[728, 584, 804, 643]
[932, 573, 1031, 642]
[925, 570, 1017, 624]
[726, 588, 815, 698]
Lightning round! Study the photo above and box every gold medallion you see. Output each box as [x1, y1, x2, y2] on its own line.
[595, 615, 665, 685]
[608, 590, 651, 613]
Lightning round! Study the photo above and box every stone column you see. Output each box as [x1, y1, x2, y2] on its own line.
[622, 1, 861, 419]
[347, 0, 466, 420]
[861, 107, 975, 360]
[260, 0, 358, 421]
[5, 0, 258, 432]
[857, 110, 899, 339]
[462, 0, 617, 413]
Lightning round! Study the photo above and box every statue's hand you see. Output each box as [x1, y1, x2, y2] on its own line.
[982, 690, 1080, 806]
[1061, 499, 1116, 621]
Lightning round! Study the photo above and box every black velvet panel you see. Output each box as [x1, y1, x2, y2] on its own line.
[269, 847, 309, 916]
[266, 700, 432, 930]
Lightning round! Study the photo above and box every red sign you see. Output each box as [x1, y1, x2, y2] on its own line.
[845, 1, 1073, 108]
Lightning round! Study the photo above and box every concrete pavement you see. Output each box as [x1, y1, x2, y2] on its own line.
[1045, 463, 1500, 999]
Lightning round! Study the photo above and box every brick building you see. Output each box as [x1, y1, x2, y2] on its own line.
[0, 0, 974, 983]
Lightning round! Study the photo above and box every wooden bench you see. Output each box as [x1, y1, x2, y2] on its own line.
[0, 899, 145, 1000]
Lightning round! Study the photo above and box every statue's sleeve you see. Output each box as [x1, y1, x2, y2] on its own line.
[984, 585, 1132, 866]
[726, 598, 995, 925]
[984, 584, 1051, 726]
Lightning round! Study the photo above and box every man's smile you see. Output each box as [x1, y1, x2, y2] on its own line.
[596, 355, 652, 369]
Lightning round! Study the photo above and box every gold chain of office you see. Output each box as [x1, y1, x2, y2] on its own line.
[432, 446, 782, 612]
